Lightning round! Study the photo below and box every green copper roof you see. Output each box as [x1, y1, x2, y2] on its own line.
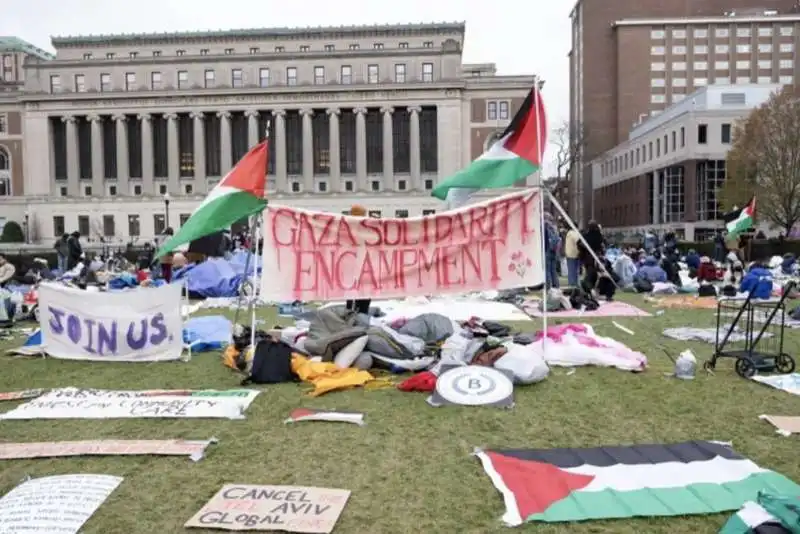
[0, 36, 54, 60]
[51, 22, 466, 46]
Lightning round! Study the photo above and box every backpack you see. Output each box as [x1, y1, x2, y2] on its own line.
[241, 338, 297, 385]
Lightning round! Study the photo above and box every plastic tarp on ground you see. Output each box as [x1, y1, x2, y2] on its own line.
[174, 258, 243, 298]
[227, 250, 261, 276]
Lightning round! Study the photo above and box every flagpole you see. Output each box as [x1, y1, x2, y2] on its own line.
[533, 78, 549, 353]
[250, 121, 270, 349]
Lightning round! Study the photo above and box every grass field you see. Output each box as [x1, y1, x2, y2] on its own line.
[1, 293, 800, 533]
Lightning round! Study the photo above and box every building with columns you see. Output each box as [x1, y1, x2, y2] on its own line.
[590, 84, 779, 241]
[0, 23, 536, 244]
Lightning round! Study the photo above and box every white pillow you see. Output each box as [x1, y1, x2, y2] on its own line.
[333, 335, 368, 368]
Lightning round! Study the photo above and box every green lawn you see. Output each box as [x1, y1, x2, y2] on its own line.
[1, 294, 800, 533]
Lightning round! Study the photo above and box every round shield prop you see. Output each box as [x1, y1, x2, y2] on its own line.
[435, 366, 514, 406]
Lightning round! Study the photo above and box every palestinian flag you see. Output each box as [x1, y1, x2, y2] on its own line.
[475, 440, 800, 526]
[156, 141, 268, 258]
[721, 493, 800, 533]
[285, 408, 365, 426]
[432, 86, 547, 207]
[724, 197, 756, 236]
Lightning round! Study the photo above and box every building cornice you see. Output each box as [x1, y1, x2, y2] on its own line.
[614, 14, 800, 27]
[50, 23, 466, 48]
[25, 46, 459, 70]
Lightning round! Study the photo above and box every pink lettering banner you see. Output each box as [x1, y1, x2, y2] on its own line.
[260, 190, 544, 302]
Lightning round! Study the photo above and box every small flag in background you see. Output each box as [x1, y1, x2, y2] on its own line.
[432, 85, 547, 208]
[284, 409, 365, 426]
[724, 196, 756, 236]
[156, 141, 269, 258]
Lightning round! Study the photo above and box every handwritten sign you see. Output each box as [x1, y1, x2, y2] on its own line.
[260, 190, 543, 301]
[0, 439, 215, 461]
[0, 387, 259, 420]
[37, 282, 184, 361]
[0, 389, 45, 402]
[0, 474, 122, 534]
[185, 485, 350, 533]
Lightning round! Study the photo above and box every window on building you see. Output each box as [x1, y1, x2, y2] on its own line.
[715, 44, 729, 54]
[737, 27, 751, 38]
[397, 180, 407, 191]
[395, 209, 409, 217]
[128, 214, 140, 236]
[184, 184, 193, 194]
[108, 185, 117, 196]
[205, 69, 215, 88]
[259, 68, 269, 87]
[82, 53, 93, 60]
[394, 64, 406, 83]
[49, 75, 61, 93]
[133, 185, 142, 196]
[780, 75, 794, 84]
[74, 74, 85, 92]
[694, 45, 708, 54]
[672, 77, 687, 87]
[672, 29, 686, 39]
[680, 126, 685, 147]
[177, 70, 188, 89]
[52, 216, 65, 237]
[651, 62, 665, 71]
[656, 138, 661, 157]
[758, 43, 773, 53]
[317, 181, 327, 193]
[651, 29, 666, 39]
[78, 215, 90, 236]
[399, 42, 409, 48]
[721, 123, 732, 143]
[715, 28, 730, 38]
[125, 72, 135, 91]
[736, 44, 751, 54]
[129, 51, 138, 59]
[102, 215, 115, 237]
[106, 52, 115, 59]
[286, 67, 297, 86]
[673, 61, 686, 71]
[780, 59, 793, 69]
[672, 45, 686, 55]
[423, 41, 433, 48]
[179, 213, 190, 226]
[158, 184, 167, 195]
[314, 66, 325, 85]
[275, 46, 285, 52]
[758, 27, 773, 37]
[698, 123, 708, 144]
[341, 65, 352, 84]
[487, 101, 497, 120]
[176, 49, 185, 56]
[200, 49, 209, 55]
[780, 43, 794, 53]
[367, 64, 379, 84]
[422, 62, 434, 82]
[715, 60, 729, 70]
[694, 28, 708, 38]
[152, 50, 161, 57]
[151, 71, 161, 90]
[736, 60, 750, 70]
[672, 130, 676, 151]
[291, 181, 300, 193]
[695, 77, 708, 86]
[499, 101, 509, 120]
[651, 78, 665, 87]
[349, 43, 359, 50]
[249, 47, 259, 54]
[231, 68, 243, 88]
[373, 43, 384, 49]
[153, 214, 166, 234]
[0, 115, 5, 134]
[423, 209, 435, 215]
[324, 44, 335, 51]
[694, 61, 708, 70]
[651, 46, 665, 55]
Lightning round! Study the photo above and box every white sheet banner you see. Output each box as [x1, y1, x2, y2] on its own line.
[0, 388, 260, 420]
[37, 282, 184, 361]
[261, 189, 544, 301]
[0, 474, 122, 534]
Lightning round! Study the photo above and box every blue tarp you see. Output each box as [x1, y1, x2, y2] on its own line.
[228, 250, 261, 276]
[173, 258, 243, 298]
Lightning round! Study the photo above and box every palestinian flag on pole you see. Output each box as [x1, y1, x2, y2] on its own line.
[432, 85, 547, 207]
[474, 440, 800, 526]
[724, 196, 756, 236]
[156, 141, 268, 258]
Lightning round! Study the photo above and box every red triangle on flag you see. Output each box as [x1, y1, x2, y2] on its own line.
[219, 141, 269, 198]
[485, 451, 595, 518]
[502, 88, 548, 166]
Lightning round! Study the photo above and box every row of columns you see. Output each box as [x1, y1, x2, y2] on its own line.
[58, 106, 426, 197]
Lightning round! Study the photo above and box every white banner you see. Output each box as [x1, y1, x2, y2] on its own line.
[37, 282, 184, 361]
[0, 474, 122, 534]
[261, 189, 544, 301]
[0, 388, 260, 420]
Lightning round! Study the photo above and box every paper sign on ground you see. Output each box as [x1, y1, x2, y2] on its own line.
[0, 439, 216, 461]
[759, 415, 800, 436]
[285, 409, 365, 425]
[261, 190, 543, 301]
[185, 484, 350, 533]
[0, 474, 122, 533]
[37, 282, 184, 361]
[0, 389, 45, 402]
[0, 387, 259, 420]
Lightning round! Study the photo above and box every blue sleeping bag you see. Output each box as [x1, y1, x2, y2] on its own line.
[173, 259, 243, 298]
[740, 267, 773, 299]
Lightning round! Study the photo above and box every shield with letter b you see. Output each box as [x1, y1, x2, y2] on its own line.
[427, 365, 514, 409]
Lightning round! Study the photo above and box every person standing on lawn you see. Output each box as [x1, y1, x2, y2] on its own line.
[564, 225, 582, 287]
[345, 205, 372, 315]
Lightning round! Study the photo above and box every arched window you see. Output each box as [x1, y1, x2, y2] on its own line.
[0, 145, 9, 196]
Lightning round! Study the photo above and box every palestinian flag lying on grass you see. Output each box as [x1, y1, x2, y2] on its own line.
[474, 440, 800, 526]
[724, 196, 756, 237]
[720, 493, 800, 533]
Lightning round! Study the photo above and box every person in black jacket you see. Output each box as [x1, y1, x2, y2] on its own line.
[66, 231, 83, 270]
[345, 205, 372, 315]
[579, 221, 605, 283]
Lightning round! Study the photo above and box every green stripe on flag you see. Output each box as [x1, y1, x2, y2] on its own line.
[432, 157, 538, 200]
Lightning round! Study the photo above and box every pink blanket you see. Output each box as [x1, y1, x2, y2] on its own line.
[524, 300, 651, 318]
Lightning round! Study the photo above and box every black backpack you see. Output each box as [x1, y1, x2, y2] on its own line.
[241, 338, 297, 385]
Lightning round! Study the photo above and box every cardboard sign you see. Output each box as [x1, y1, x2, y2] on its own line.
[0, 439, 215, 461]
[0, 387, 259, 420]
[0, 474, 122, 533]
[185, 484, 350, 533]
[261, 190, 543, 301]
[37, 282, 184, 361]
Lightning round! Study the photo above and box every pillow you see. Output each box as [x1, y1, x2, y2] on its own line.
[333, 335, 368, 368]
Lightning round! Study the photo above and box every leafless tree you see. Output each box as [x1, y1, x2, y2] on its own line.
[551, 120, 588, 181]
